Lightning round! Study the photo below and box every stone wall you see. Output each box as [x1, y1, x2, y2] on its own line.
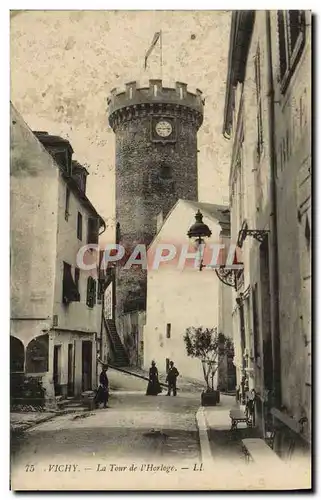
[109, 81, 203, 353]
[270, 10, 311, 435]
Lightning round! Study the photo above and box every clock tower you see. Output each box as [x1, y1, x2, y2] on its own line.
[108, 79, 204, 347]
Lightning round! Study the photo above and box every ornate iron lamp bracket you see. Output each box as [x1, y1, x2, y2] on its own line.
[237, 220, 270, 248]
[215, 265, 244, 291]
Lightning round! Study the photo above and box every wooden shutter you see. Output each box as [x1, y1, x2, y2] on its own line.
[86, 277, 92, 307]
[86, 276, 96, 308]
[87, 217, 99, 244]
[77, 212, 83, 240]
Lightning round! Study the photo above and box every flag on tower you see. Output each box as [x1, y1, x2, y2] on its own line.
[144, 31, 162, 69]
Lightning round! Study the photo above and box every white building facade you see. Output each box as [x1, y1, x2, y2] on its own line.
[143, 200, 233, 384]
[10, 103, 105, 403]
[222, 10, 311, 451]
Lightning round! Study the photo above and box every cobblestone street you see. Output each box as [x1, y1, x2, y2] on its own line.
[11, 391, 207, 490]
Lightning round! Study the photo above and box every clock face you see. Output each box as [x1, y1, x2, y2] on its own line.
[155, 120, 172, 138]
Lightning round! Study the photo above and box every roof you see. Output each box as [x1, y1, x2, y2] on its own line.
[222, 11, 255, 137]
[32, 130, 105, 229]
[33, 131, 74, 152]
[148, 198, 230, 249]
[72, 160, 89, 176]
[185, 201, 230, 229]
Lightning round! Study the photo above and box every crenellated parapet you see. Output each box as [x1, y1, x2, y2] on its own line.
[108, 80, 204, 130]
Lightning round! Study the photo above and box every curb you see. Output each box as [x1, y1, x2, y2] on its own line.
[196, 407, 213, 469]
[10, 408, 83, 434]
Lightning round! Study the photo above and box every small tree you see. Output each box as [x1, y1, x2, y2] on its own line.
[183, 326, 233, 392]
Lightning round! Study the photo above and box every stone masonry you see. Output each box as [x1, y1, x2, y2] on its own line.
[108, 80, 204, 339]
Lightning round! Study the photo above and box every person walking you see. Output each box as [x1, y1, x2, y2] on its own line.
[146, 361, 162, 396]
[95, 364, 109, 409]
[166, 361, 179, 396]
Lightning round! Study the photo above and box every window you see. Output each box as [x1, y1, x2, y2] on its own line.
[86, 276, 96, 308]
[254, 45, 263, 158]
[116, 222, 121, 245]
[160, 165, 172, 179]
[166, 323, 171, 339]
[97, 279, 104, 303]
[277, 10, 306, 93]
[49, 148, 72, 176]
[75, 267, 80, 301]
[77, 212, 83, 241]
[65, 187, 70, 221]
[166, 358, 170, 373]
[87, 217, 99, 245]
[62, 262, 80, 304]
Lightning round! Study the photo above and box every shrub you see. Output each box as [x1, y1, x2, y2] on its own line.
[184, 326, 233, 392]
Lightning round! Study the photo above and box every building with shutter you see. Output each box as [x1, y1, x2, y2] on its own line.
[10, 103, 106, 404]
[222, 10, 311, 459]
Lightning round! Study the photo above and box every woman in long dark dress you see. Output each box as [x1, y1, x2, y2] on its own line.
[146, 361, 161, 396]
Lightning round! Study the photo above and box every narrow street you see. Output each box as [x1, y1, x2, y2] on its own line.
[11, 391, 209, 490]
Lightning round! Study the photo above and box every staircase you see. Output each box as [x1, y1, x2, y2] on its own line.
[56, 394, 94, 412]
[105, 318, 129, 367]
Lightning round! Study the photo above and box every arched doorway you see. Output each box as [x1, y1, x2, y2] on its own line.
[26, 334, 49, 373]
[10, 336, 24, 373]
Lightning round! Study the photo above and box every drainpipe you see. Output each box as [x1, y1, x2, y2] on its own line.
[265, 11, 281, 408]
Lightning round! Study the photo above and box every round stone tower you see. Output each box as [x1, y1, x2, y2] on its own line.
[108, 79, 204, 323]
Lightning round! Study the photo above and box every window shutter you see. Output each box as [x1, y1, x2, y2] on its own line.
[87, 217, 99, 244]
[289, 11, 303, 52]
[65, 187, 70, 221]
[63, 262, 80, 304]
[86, 277, 92, 307]
[77, 212, 83, 240]
[86, 276, 96, 308]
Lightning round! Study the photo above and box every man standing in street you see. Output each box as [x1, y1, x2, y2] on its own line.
[166, 361, 179, 396]
[95, 364, 109, 409]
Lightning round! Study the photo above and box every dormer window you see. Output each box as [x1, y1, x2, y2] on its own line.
[46, 147, 72, 176]
[72, 161, 89, 193]
[33, 131, 73, 177]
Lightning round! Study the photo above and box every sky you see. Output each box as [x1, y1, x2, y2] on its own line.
[10, 10, 232, 243]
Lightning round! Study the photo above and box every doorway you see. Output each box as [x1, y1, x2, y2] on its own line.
[260, 237, 273, 391]
[67, 344, 74, 396]
[82, 340, 92, 392]
[53, 345, 62, 396]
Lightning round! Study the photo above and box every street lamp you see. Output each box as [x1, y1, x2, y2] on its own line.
[187, 210, 212, 271]
[187, 209, 212, 243]
[187, 210, 244, 290]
